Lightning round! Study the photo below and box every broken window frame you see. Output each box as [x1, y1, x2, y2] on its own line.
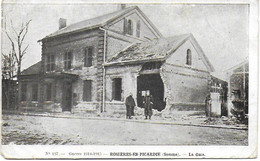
[64, 52, 72, 70]
[112, 78, 122, 101]
[46, 54, 55, 72]
[186, 49, 192, 65]
[84, 47, 93, 67]
[83, 80, 92, 102]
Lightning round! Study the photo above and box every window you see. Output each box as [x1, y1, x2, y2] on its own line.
[64, 52, 72, 70]
[123, 19, 133, 35]
[84, 47, 93, 67]
[186, 49, 192, 65]
[123, 18, 127, 34]
[46, 55, 55, 72]
[46, 83, 52, 100]
[112, 78, 122, 101]
[21, 83, 27, 101]
[127, 19, 133, 35]
[136, 20, 140, 37]
[32, 83, 38, 101]
[83, 80, 92, 101]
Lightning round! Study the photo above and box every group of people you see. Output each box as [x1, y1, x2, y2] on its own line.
[125, 92, 153, 120]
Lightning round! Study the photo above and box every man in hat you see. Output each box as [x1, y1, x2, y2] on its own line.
[143, 91, 153, 120]
[125, 93, 136, 119]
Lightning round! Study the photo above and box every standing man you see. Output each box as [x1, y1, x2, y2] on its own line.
[144, 91, 153, 120]
[125, 93, 136, 119]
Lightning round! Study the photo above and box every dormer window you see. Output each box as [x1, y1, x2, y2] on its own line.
[186, 49, 192, 65]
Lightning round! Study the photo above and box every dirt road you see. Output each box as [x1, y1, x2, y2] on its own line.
[2, 114, 248, 145]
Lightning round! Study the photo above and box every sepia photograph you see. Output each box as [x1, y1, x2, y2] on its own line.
[1, 0, 258, 159]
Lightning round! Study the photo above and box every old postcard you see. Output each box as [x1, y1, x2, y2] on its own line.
[1, 0, 258, 159]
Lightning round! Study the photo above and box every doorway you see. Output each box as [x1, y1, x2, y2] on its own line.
[137, 74, 165, 111]
[62, 81, 72, 111]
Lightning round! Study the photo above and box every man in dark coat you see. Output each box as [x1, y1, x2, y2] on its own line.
[125, 93, 136, 119]
[144, 94, 153, 120]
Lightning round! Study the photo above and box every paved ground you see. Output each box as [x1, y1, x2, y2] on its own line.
[2, 114, 248, 145]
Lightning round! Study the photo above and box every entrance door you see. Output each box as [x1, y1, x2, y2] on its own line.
[137, 74, 165, 111]
[62, 81, 72, 111]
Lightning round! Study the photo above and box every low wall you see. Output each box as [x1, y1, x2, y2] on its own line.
[169, 103, 206, 111]
[19, 101, 62, 113]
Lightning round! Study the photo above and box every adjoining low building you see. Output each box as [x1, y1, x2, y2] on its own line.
[226, 59, 249, 117]
[104, 34, 215, 113]
[18, 5, 217, 115]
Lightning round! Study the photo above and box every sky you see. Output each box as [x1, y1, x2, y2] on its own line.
[1, 2, 249, 72]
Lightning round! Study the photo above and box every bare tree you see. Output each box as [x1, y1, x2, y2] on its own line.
[2, 51, 16, 80]
[5, 19, 32, 79]
[2, 19, 31, 109]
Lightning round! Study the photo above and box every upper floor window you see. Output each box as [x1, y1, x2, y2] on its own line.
[64, 52, 72, 70]
[186, 49, 192, 65]
[136, 20, 140, 37]
[46, 55, 55, 72]
[127, 19, 133, 35]
[84, 47, 93, 67]
[123, 18, 133, 35]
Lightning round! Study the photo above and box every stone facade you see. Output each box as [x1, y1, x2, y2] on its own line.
[19, 6, 162, 113]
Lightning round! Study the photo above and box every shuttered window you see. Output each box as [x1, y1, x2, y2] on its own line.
[83, 80, 92, 101]
[84, 47, 93, 67]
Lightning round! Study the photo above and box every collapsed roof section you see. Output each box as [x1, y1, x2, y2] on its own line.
[106, 33, 215, 72]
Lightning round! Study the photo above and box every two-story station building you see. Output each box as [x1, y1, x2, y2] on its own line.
[19, 5, 215, 114]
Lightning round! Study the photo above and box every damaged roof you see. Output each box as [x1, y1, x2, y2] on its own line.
[106, 33, 215, 72]
[107, 34, 190, 63]
[21, 61, 41, 75]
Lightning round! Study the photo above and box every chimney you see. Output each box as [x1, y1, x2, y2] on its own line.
[59, 18, 67, 30]
[117, 4, 126, 10]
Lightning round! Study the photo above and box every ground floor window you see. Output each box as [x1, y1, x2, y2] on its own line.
[46, 83, 52, 101]
[21, 83, 27, 101]
[32, 83, 38, 101]
[83, 80, 92, 101]
[112, 78, 122, 101]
